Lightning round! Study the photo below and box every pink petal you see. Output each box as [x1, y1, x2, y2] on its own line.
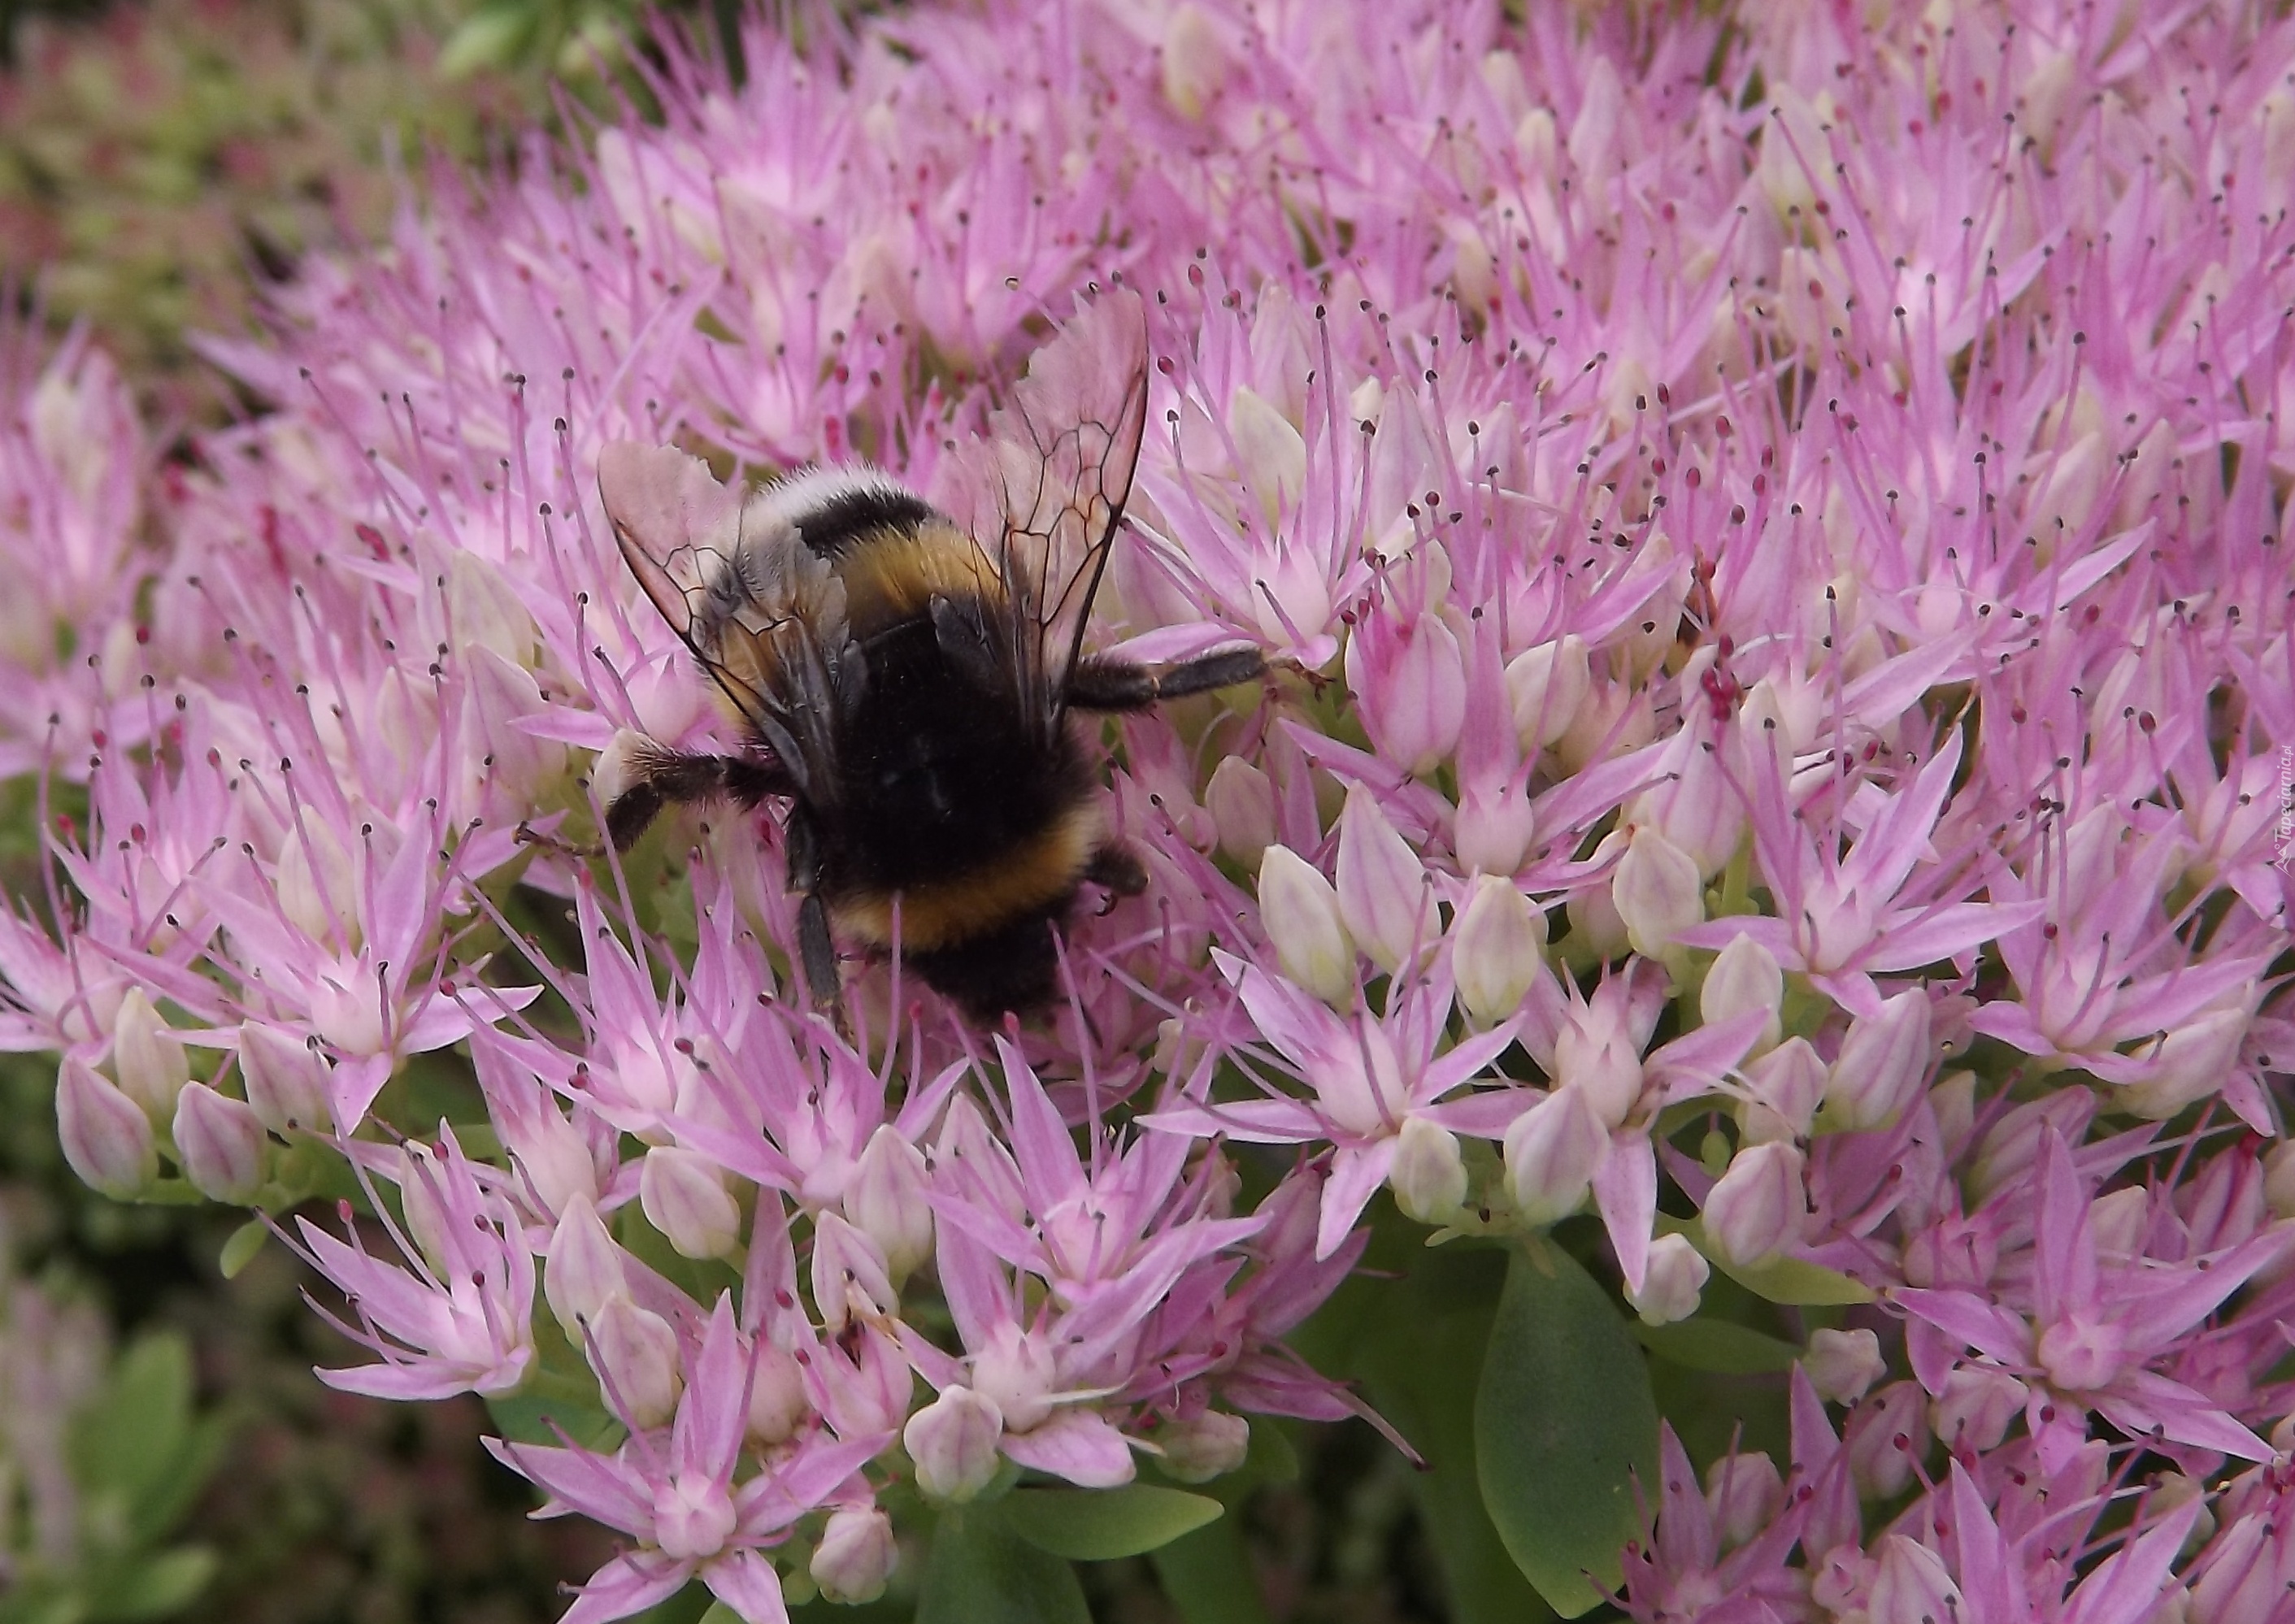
[1001, 1409, 1137, 1487]
[703, 1550, 790, 1624]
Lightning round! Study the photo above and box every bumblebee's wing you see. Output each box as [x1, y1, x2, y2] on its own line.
[597, 442, 855, 804]
[958, 287, 1150, 744]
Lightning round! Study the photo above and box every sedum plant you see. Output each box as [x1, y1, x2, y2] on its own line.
[3, 0, 2294, 1621]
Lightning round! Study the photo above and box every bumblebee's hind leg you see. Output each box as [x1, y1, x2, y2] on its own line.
[1066, 645, 1267, 711]
[1083, 844, 1148, 913]
[796, 892, 841, 1007]
[604, 744, 790, 851]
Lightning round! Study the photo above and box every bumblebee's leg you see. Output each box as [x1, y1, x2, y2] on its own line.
[604, 746, 789, 851]
[797, 892, 840, 1005]
[1083, 843, 1148, 910]
[1065, 646, 1267, 711]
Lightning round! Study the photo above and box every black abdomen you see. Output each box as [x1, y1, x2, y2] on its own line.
[822, 614, 1083, 895]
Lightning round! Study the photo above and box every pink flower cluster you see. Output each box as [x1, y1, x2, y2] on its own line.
[2, 0, 2291, 1619]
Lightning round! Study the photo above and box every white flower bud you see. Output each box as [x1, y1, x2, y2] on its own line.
[1158, 1411, 1251, 1483]
[2121, 1006, 2250, 1119]
[544, 1195, 628, 1340]
[811, 1212, 898, 1334]
[1931, 1362, 2028, 1452]
[2266, 1141, 2295, 1220]
[1701, 934, 1783, 1056]
[1625, 1233, 1708, 1326]
[111, 988, 189, 1122]
[811, 1505, 898, 1604]
[906, 1387, 1005, 1502]
[1388, 1117, 1468, 1224]
[1843, 1383, 1928, 1501]
[640, 1146, 741, 1261]
[1867, 1535, 1962, 1624]
[1702, 1141, 1809, 1269]
[237, 1021, 333, 1134]
[845, 1125, 935, 1282]
[1505, 635, 1589, 749]
[1258, 845, 1356, 1005]
[1804, 1327, 1884, 1405]
[1822, 990, 1932, 1132]
[1704, 1452, 1784, 1551]
[747, 1338, 810, 1447]
[1205, 757, 1278, 867]
[589, 1295, 683, 1429]
[1451, 875, 1547, 1027]
[1741, 1038, 1827, 1142]
[172, 1082, 267, 1205]
[57, 1054, 159, 1199]
[1335, 784, 1439, 975]
[1502, 1088, 1608, 1225]
[1611, 827, 1704, 957]
[276, 819, 359, 947]
[2089, 1187, 2149, 1257]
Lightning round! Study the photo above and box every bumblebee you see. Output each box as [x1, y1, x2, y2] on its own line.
[596, 289, 1263, 1019]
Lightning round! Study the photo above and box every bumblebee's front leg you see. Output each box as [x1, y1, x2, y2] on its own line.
[1065, 645, 1267, 711]
[604, 743, 791, 851]
[782, 809, 843, 1008]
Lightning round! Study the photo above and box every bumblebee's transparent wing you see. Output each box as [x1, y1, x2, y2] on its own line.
[597, 442, 855, 802]
[952, 287, 1150, 743]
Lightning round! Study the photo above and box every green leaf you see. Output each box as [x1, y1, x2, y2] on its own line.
[1002, 1485, 1222, 1561]
[1152, 1513, 1271, 1624]
[1632, 1317, 1801, 1374]
[220, 1219, 268, 1279]
[1296, 1223, 1550, 1624]
[1476, 1240, 1660, 1617]
[1705, 1248, 1874, 1307]
[73, 1333, 192, 1505]
[918, 1511, 1089, 1624]
[85, 1545, 215, 1620]
[486, 1389, 624, 1452]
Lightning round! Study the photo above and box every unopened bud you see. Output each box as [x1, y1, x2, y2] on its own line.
[906, 1387, 1005, 1502]
[1258, 845, 1357, 1004]
[589, 1295, 683, 1429]
[172, 1082, 267, 1204]
[640, 1146, 741, 1260]
[2265, 1141, 2295, 1220]
[1452, 875, 1547, 1027]
[1701, 934, 1783, 1056]
[846, 1125, 935, 1282]
[544, 1195, 628, 1339]
[1389, 1117, 1468, 1224]
[1552, 1009, 1645, 1129]
[1611, 827, 1703, 957]
[57, 1054, 159, 1198]
[1741, 1038, 1827, 1143]
[1502, 1087, 1608, 1225]
[111, 988, 189, 1122]
[1702, 1141, 1808, 1268]
[466, 645, 568, 804]
[2121, 1005, 2250, 1119]
[1842, 1383, 1927, 1500]
[1625, 1233, 1708, 1326]
[1704, 1452, 1784, 1550]
[1454, 772, 1535, 878]
[1505, 635, 1589, 749]
[1822, 991, 1932, 1132]
[747, 1338, 810, 1446]
[1335, 784, 1438, 975]
[1867, 1535, 1962, 1624]
[1804, 1327, 1884, 1405]
[972, 1323, 1058, 1435]
[811, 1505, 898, 1604]
[276, 819, 358, 946]
[1931, 1361, 2027, 1452]
[1563, 832, 1630, 961]
[1205, 757, 1278, 868]
[1158, 1411, 1251, 1483]
[237, 1021, 333, 1134]
[811, 1212, 898, 1334]
[2089, 1186, 2149, 1257]
[1350, 609, 1467, 775]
